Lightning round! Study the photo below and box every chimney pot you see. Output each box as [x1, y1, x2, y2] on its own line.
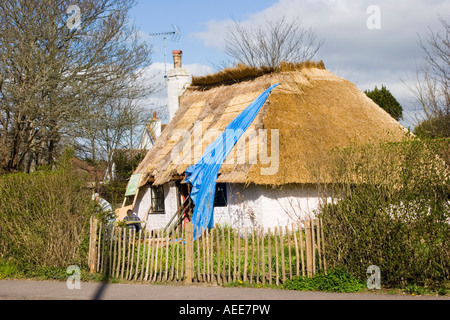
[172, 50, 183, 68]
[153, 111, 158, 120]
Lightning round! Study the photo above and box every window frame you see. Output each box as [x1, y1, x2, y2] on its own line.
[214, 183, 228, 208]
[150, 185, 165, 214]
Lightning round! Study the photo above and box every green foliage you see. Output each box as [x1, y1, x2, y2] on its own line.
[111, 149, 146, 182]
[283, 268, 366, 293]
[319, 137, 450, 289]
[414, 113, 450, 139]
[0, 163, 97, 275]
[98, 149, 146, 207]
[100, 179, 128, 209]
[365, 85, 403, 121]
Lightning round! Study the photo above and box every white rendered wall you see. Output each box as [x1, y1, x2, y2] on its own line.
[257, 184, 326, 230]
[135, 182, 179, 231]
[134, 184, 152, 220]
[214, 183, 327, 231]
[136, 182, 328, 231]
[213, 183, 263, 229]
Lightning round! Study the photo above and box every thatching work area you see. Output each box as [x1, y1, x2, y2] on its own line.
[129, 62, 409, 231]
[135, 62, 407, 188]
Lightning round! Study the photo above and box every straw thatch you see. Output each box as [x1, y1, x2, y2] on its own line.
[135, 62, 408, 187]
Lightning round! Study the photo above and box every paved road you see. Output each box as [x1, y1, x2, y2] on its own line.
[0, 279, 448, 301]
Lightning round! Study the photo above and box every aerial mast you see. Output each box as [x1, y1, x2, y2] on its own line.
[149, 24, 182, 80]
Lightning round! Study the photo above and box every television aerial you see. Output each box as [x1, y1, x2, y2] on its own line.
[149, 24, 182, 80]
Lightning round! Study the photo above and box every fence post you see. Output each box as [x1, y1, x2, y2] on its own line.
[89, 216, 98, 274]
[320, 218, 327, 275]
[305, 220, 313, 278]
[185, 222, 194, 284]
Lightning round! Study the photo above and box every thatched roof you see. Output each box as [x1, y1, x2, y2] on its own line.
[135, 62, 408, 187]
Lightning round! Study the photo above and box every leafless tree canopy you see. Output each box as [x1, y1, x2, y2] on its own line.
[0, 0, 154, 173]
[419, 17, 450, 103]
[224, 16, 323, 68]
[406, 17, 449, 135]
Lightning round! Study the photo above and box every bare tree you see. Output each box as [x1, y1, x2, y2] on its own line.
[224, 16, 323, 68]
[0, 0, 154, 173]
[418, 17, 450, 104]
[406, 17, 450, 137]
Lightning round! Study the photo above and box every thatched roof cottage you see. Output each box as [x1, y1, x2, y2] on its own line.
[130, 55, 407, 231]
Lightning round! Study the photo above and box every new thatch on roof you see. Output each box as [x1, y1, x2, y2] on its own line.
[135, 62, 408, 187]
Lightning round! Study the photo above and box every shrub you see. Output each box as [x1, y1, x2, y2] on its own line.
[283, 268, 366, 293]
[318, 137, 450, 288]
[0, 163, 97, 274]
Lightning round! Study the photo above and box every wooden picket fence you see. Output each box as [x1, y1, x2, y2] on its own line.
[88, 218, 327, 285]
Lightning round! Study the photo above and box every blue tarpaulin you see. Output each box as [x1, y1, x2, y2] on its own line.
[185, 83, 280, 239]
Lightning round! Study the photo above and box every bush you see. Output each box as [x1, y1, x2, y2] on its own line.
[0, 162, 97, 275]
[414, 113, 450, 139]
[318, 137, 450, 289]
[283, 268, 366, 293]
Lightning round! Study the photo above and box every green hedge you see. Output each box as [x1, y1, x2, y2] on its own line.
[0, 166, 96, 276]
[318, 137, 450, 289]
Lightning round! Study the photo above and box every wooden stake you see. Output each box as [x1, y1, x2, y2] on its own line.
[96, 221, 102, 274]
[237, 228, 241, 282]
[228, 228, 231, 283]
[286, 225, 292, 280]
[311, 219, 316, 276]
[268, 228, 272, 285]
[126, 229, 133, 280]
[210, 228, 214, 283]
[250, 228, 255, 284]
[292, 223, 300, 277]
[320, 218, 327, 275]
[261, 227, 265, 285]
[274, 227, 279, 286]
[280, 226, 286, 283]
[164, 231, 170, 282]
[216, 227, 221, 285]
[233, 229, 237, 282]
[185, 223, 193, 284]
[152, 230, 160, 282]
[256, 228, 260, 284]
[243, 228, 248, 282]
[170, 230, 176, 282]
[305, 220, 313, 278]
[139, 230, 147, 281]
[298, 221, 305, 277]
[196, 226, 202, 281]
[315, 219, 322, 272]
[222, 227, 226, 284]
[202, 228, 206, 282]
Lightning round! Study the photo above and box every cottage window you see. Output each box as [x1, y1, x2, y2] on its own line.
[151, 185, 165, 213]
[214, 183, 227, 207]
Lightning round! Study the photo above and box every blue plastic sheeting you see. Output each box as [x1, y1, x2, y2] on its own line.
[185, 83, 280, 239]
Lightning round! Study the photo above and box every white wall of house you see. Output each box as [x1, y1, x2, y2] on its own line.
[214, 183, 325, 231]
[135, 182, 328, 231]
[134, 182, 179, 231]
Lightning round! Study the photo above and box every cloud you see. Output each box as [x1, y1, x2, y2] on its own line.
[191, 0, 450, 128]
[193, 19, 233, 51]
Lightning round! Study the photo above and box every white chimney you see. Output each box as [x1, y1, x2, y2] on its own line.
[167, 50, 190, 122]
